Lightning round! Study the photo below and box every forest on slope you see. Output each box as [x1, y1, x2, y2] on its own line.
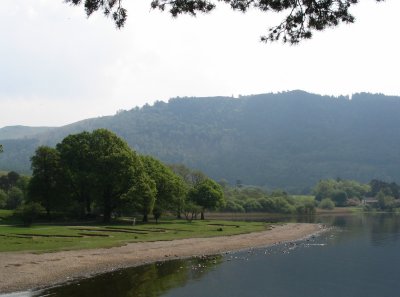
[1, 90, 399, 193]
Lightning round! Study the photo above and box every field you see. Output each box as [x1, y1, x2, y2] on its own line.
[0, 210, 269, 253]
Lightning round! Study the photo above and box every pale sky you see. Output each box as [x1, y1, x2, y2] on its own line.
[0, 0, 399, 128]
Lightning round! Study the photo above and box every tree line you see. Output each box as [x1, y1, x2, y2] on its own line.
[220, 185, 316, 215]
[0, 171, 29, 210]
[313, 178, 400, 210]
[10, 129, 225, 224]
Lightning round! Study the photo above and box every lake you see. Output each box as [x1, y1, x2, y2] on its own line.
[6, 213, 400, 297]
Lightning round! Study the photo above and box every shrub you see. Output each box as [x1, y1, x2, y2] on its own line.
[296, 200, 316, 215]
[6, 187, 24, 209]
[0, 189, 7, 209]
[331, 190, 348, 207]
[14, 202, 45, 226]
[243, 199, 262, 212]
[224, 200, 245, 212]
[319, 198, 335, 210]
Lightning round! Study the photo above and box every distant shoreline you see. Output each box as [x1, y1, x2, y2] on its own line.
[0, 223, 324, 294]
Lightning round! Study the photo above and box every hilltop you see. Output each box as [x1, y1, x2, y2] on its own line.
[1, 90, 400, 192]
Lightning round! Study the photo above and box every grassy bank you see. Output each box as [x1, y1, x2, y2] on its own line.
[0, 210, 269, 253]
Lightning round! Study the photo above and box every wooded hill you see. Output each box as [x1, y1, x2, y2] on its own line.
[1, 91, 400, 193]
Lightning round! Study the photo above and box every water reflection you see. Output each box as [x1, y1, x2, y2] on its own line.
[32, 256, 222, 297]
[11, 213, 400, 297]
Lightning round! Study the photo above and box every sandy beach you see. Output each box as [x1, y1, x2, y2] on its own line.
[0, 223, 323, 294]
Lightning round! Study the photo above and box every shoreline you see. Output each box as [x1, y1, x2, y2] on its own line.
[0, 223, 325, 294]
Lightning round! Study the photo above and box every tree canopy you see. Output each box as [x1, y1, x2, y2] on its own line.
[22, 129, 227, 222]
[140, 156, 186, 221]
[28, 146, 62, 217]
[66, 0, 384, 43]
[188, 178, 225, 219]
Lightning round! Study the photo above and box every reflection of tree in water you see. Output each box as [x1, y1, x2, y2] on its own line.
[36, 256, 222, 297]
[369, 214, 400, 246]
[319, 214, 400, 247]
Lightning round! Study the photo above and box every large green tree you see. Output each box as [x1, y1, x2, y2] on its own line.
[88, 129, 142, 222]
[141, 156, 186, 221]
[189, 178, 225, 219]
[6, 187, 24, 210]
[66, 0, 384, 43]
[56, 132, 94, 217]
[0, 171, 22, 193]
[28, 146, 62, 217]
[122, 173, 157, 222]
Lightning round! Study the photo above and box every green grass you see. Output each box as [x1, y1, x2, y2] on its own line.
[0, 217, 269, 253]
[0, 209, 14, 223]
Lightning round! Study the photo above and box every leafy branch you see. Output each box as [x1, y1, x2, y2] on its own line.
[65, 0, 385, 44]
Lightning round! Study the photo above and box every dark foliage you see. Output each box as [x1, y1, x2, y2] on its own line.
[65, 0, 127, 28]
[65, 0, 384, 43]
[369, 179, 400, 199]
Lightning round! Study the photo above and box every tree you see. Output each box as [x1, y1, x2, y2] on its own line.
[0, 171, 22, 194]
[66, 0, 384, 44]
[331, 190, 348, 206]
[15, 202, 45, 226]
[188, 179, 225, 220]
[6, 187, 24, 209]
[319, 198, 335, 210]
[7, 171, 20, 188]
[56, 132, 94, 217]
[0, 175, 10, 193]
[122, 173, 157, 222]
[369, 179, 400, 199]
[28, 146, 62, 217]
[377, 191, 395, 211]
[88, 129, 142, 222]
[0, 189, 7, 209]
[141, 156, 186, 220]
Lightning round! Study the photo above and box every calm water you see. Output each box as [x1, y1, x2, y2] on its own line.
[7, 214, 400, 297]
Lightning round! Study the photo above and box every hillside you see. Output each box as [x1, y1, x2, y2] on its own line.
[0, 126, 55, 140]
[1, 91, 400, 193]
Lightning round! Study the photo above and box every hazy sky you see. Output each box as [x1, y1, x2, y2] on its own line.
[1, 0, 399, 128]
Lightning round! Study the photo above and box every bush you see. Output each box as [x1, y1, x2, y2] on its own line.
[378, 194, 395, 211]
[6, 187, 24, 209]
[296, 200, 316, 215]
[243, 199, 262, 212]
[224, 200, 245, 212]
[272, 197, 295, 214]
[319, 198, 335, 210]
[331, 190, 348, 207]
[0, 189, 7, 209]
[14, 202, 45, 226]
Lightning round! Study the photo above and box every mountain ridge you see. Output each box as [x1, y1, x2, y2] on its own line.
[1, 90, 399, 193]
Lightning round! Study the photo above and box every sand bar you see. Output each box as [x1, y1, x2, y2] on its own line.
[0, 223, 323, 294]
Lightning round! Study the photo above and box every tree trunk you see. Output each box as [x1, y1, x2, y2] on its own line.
[46, 208, 51, 219]
[85, 197, 91, 215]
[143, 213, 148, 222]
[103, 207, 112, 223]
[200, 211, 205, 220]
[103, 193, 112, 223]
